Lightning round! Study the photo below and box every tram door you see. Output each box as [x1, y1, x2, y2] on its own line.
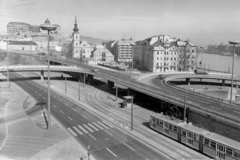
[216, 144, 225, 160]
[163, 122, 169, 134]
[186, 132, 193, 147]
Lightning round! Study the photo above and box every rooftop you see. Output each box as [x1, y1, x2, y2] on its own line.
[8, 22, 31, 26]
[9, 41, 37, 46]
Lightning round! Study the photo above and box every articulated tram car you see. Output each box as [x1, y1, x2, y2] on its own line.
[150, 114, 240, 160]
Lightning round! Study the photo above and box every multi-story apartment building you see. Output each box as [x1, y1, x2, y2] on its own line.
[105, 39, 134, 63]
[134, 35, 196, 72]
[7, 22, 31, 37]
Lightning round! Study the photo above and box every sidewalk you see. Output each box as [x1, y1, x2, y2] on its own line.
[0, 73, 93, 160]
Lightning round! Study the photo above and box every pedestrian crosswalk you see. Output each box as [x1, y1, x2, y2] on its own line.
[67, 121, 114, 137]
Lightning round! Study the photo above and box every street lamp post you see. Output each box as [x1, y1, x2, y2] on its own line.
[40, 19, 57, 130]
[228, 41, 240, 104]
[7, 41, 9, 83]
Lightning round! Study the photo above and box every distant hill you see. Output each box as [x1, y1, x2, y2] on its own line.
[80, 35, 113, 45]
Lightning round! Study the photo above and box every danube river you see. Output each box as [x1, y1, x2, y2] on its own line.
[197, 53, 240, 75]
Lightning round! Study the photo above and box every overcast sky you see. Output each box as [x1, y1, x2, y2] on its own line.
[0, 0, 240, 45]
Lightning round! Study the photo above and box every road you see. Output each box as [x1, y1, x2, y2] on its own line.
[9, 72, 169, 160]
[139, 75, 240, 121]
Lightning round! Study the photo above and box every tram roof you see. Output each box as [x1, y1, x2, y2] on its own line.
[151, 114, 183, 125]
[203, 132, 240, 150]
[179, 123, 208, 134]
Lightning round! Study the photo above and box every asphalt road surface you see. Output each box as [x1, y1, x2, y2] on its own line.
[9, 72, 168, 160]
[139, 75, 240, 121]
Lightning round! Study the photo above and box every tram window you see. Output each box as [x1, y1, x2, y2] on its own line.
[193, 134, 199, 141]
[217, 144, 225, 152]
[234, 150, 240, 159]
[182, 130, 186, 137]
[204, 138, 210, 146]
[210, 141, 216, 149]
[169, 124, 172, 130]
[152, 117, 156, 123]
[187, 132, 193, 138]
[173, 126, 177, 132]
[164, 122, 169, 129]
[226, 147, 233, 156]
[160, 121, 163, 127]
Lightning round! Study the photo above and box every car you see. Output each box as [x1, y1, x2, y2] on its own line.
[38, 52, 46, 56]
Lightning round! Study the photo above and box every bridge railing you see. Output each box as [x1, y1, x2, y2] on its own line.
[99, 70, 240, 124]
[164, 74, 240, 106]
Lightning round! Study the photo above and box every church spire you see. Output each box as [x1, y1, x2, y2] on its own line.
[73, 15, 79, 32]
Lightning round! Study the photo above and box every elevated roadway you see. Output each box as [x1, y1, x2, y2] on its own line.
[1, 56, 240, 126]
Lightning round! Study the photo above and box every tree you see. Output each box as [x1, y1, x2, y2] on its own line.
[177, 41, 199, 71]
[9, 53, 21, 65]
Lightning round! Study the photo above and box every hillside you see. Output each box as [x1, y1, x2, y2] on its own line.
[80, 35, 113, 45]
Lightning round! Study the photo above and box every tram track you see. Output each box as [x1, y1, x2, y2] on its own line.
[36, 79, 209, 159]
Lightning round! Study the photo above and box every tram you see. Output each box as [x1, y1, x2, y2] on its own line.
[150, 114, 240, 160]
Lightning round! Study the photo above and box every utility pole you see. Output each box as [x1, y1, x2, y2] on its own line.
[65, 75, 67, 94]
[183, 90, 187, 122]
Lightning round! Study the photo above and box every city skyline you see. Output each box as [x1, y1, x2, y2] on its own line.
[1, 0, 240, 45]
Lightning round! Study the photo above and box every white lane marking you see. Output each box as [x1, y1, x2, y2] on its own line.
[98, 121, 109, 129]
[209, 106, 221, 110]
[93, 122, 104, 130]
[53, 105, 57, 108]
[68, 117, 73, 121]
[224, 113, 239, 119]
[64, 103, 69, 106]
[81, 114, 86, 118]
[78, 125, 88, 134]
[43, 97, 46, 99]
[35, 91, 37, 93]
[123, 143, 135, 151]
[67, 128, 77, 136]
[104, 130, 113, 136]
[102, 121, 114, 128]
[60, 110, 64, 114]
[53, 96, 56, 98]
[38, 93, 41, 96]
[59, 99, 62, 102]
[88, 134, 96, 140]
[83, 124, 94, 132]
[106, 148, 117, 157]
[88, 123, 99, 131]
[72, 108, 77, 112]
[73, 126, 83, 135]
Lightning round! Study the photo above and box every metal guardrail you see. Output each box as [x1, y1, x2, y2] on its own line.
[164, 74, 240, 106]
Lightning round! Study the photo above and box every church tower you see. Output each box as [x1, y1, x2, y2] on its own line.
[72, 16, 81, 58]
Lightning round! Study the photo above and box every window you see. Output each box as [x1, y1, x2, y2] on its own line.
[226, 147, 233, 156]
[76, 42, 78, 45]
[76, 36, 78, 39]
[187, 132, 193, 138]
[157, 52, 159, 55]
[204, 138, 210, 146]
[75, 50, 78, 53]
[182, 130, 186, 137]
[164, 122, 169, 129]
[157, 58, 159, 60]
[234, 150, 240, 159]
[210, 141, 216, 149]
[169, 124, 172, 130]
[173, 126, 177, 132]
[218, 144, 225, 152]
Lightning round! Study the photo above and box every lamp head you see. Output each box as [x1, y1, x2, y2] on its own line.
[229, 41, 240, 45]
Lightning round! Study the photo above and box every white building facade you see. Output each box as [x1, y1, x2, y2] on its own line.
[134, 35, 196, 73]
